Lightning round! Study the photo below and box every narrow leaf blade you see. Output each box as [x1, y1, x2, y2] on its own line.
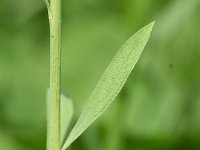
[62, 22, 155, 150]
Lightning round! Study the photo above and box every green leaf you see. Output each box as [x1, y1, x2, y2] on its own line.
[60, 94, 74, 146]
[61, 21, 155, 150]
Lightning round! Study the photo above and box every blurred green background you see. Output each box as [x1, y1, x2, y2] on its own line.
[0, 0, 200, 149]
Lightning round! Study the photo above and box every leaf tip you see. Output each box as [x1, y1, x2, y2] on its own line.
[147, 21, 155, 32]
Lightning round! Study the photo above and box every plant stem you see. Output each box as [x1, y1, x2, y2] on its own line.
[48, 0, 61, 149]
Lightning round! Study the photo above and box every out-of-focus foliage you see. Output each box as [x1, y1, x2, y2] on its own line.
[0, 0, 200, 150]
[60, 93, 73, 145]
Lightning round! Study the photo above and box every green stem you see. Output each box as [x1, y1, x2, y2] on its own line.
[48, 0, 61, 150]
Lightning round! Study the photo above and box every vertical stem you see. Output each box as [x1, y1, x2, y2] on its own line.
[48, 0, 61, 150]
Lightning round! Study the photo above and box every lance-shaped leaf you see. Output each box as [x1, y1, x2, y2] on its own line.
[62, 21, 155, 150]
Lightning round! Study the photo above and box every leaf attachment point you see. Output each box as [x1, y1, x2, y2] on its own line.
[43, 0, 53, 21]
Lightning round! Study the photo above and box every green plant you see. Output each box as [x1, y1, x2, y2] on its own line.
[44, 0, 154, 150]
